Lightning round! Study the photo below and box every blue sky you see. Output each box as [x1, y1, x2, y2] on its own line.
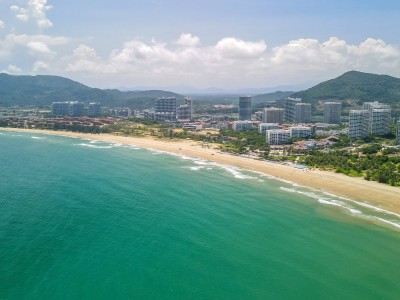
[1, 0, 400, 90]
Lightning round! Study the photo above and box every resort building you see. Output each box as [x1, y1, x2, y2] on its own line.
[263, 107, 284, 124]
[294, 103, 312, 123]
[289, 126, 312, 139]
[362, 102, 392, 137]
[238, 96, 252, 121]
[370, 108, 392, 136]
[266, 129, 291, 145]
[323, 102, 342, 125]
[348, 110, 370, 139]
[52, 101, 84, 117]
[177, 97, 193, 121]
[52, 102, 70, 116]
[259, 123, 279, 134]
[88, 102, 101, 117]
[155, 97, 177, 119]
[284, 97, 302, 122]
[232, 121, 253, 131]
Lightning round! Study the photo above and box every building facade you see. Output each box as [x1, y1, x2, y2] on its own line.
[52, 101, 84, 117]
[294, 103, 311, 123]
[284, 97, 302, 122]
[88, 102, 101, 117]
[323, 102, 342, 124]
[259, 123, 279, 134]
[232, 121, 253, 131]
[263, 107, 284, 124]
[348, 110, 370, 139]
[155, 97, 177, 119]
[177, 97, 193, 121]
[266, 129, 291, 145]
[238, 96, 252, 121]
[370, 108, 391, 136]
[289, 126, 312, 139]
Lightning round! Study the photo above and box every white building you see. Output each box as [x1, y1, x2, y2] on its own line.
[266, 129, 291, 145]
[290, 126, 312, 139]
[263, 107, 284, 124]
[294, 103, 311, 123]
[88, 102, 101, 117]
[233, 121, 253, 131]
[348, 110, 370, 139]
[323, 102, 341, 124]
[259, 123, 279, 134]
[363, 101, 391, 136]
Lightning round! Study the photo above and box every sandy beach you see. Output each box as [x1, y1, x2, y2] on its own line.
[2, 127, 400, 214]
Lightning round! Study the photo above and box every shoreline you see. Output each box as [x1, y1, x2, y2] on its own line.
[2, 127, 400, 215]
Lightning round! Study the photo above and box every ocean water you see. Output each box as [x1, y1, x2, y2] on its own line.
[1, 130, 400, 300]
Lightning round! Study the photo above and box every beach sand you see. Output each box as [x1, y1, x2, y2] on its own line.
[2, 127, 400, 214]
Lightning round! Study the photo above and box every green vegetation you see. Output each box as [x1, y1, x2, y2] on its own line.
[303, 150, 400, 186]
[0, 73, 183, 108]
[292, 70, 400, 105]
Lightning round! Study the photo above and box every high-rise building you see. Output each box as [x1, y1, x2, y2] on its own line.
[88, 102, 101, 117]
[294, 103, 311, 123]
[263, 107, 284, 124]
[348, 110, 370, 139]
[238, 96, 252, 120]
[155, 97, 177, 117]
[52, 102, 70, 116]
[68, 101, 85, 117]
[363, 101, 391, 136]
[52, 101, 84, 117]
[177, 97, 193, 121]
[323, 102, 342, 124]
[284, 97, 302, 122]
[370, 108, 391, 136]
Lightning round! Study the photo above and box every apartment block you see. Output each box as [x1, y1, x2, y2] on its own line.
[263, 107, 284, 124]
[323, 102, 342, 124]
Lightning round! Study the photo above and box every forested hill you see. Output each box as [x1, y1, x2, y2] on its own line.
[0, 73, 183, 108]
[291, 71, 400, 105]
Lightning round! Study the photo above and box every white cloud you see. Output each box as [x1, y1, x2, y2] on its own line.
[10, 0, 53, 29]
[176, 33, 200, 47]
[3, 33, 400, 88]
[0, 20, 5, 29]
[1, 64, 23, 74]
[32, 60, 49, 72]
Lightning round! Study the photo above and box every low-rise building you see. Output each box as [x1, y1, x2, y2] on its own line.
[259, 123, 279, 134]
[266, 129, 291, 145]
[289, 126, 312, 139]
[232, 121, 253, 131]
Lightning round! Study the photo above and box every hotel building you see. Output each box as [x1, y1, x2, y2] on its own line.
[259, 123, 279, 134]
[266, 129, 291, 145]
[263, 107, 284, 124]
[290, 126, 312, 139]
[284, 97, 302, 122]
[348, 110, 370, 139]
[238, 96, 252, 120]
[177, 97, 193, 121]
[323, 102, 342, 124]
[88, 102, 101, 117]
[233, 121, 253, 131]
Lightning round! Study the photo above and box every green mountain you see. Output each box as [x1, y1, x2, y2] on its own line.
[0, 73, 183, 108]
[291, 71, 400, 105]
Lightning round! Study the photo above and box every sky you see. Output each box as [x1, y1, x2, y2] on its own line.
[0, 0, 400, 91]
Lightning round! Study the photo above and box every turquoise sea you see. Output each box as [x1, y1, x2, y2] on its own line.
[1, 130, 400, 299]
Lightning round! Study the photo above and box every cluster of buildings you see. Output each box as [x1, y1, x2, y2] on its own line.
[348, 101, 392, 139]
[52, 101, 101, 117]
[143, 97, 193, 122]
